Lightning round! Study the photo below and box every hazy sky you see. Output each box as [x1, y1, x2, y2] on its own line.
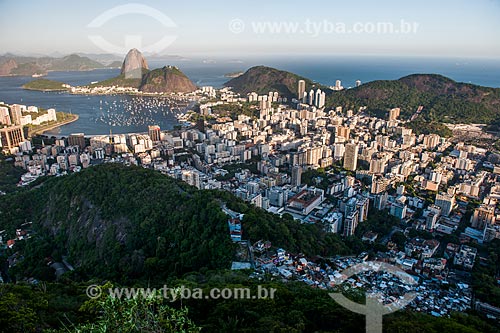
[1, 0, 499, 58]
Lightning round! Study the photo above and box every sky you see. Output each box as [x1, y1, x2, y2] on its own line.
[1, 0, 500, 58]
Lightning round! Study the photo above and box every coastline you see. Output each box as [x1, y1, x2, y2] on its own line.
[23, 87, 68, 92]
[28, 114, 79, 136]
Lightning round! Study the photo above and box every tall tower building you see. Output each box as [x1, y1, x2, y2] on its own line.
[318, 91, 326, 108]
[148, 125, 161, 142]
[68, 133, 86, 150]
[308, 90, 314, 105]
[0, 125, 25, 152]
[297, 80, 306, 100]
[343, 143, 358, 171]
[434, 192, 455, 216]
[388, 108, 400, 121]
[291, 165, 302, 187]
[343, 211, 359, 237]
[314, 89, 322, 108]
[471, 205, 496, 230]
[9, 104, 24, 125]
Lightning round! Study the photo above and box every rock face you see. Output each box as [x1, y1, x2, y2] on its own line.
[139, 66, 196, 93]
[0, 59, 18, 75]
[120, 48, 148, 78]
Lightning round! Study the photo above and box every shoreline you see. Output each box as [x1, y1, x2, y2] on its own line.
[21, 86, 200, 101]
[29, 114, 79, 136]
[23, 87, 67, 92]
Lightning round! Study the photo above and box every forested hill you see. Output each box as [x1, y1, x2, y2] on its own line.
[2, 163, 349, 282]
[4, 164, 234, 280]
[225, 65, 500, 124]
[1, 164, 499, 333]
[224, 65, 322, 98]
[330, 74, 500, 123]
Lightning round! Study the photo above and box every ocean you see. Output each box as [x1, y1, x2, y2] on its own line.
[0, 55, 499, 136]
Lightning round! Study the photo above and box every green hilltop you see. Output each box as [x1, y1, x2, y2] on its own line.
[329, 73, 500, 124]
[224, 65, 323, 98]
[22, 78, 68, 91]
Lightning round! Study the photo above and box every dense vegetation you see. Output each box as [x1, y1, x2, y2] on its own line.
[140, 66, 197, 93]
[22, 79, 68, 91]
[224, 66, 324, 98]
[89, 68, 149, 88]
[225, 67, 500, 125]
[0, 153, 24, 193]
[0, 276, 498, 333]
[329, 74, 500, 124]
[471, 239, 500, 307]
[406, 119, 453, 137]
[1, 164, 351, 283]
[3, 164, 235, 282]
[1, 163, 499, 331]
[210, 102, 260, 120]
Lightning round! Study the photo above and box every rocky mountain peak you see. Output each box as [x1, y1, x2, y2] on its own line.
[120, 48, 148, 78]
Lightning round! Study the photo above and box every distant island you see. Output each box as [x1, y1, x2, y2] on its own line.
[22, 79, 69, 91]
[0, 53, 114, 76]
[224, 71, 244, 78]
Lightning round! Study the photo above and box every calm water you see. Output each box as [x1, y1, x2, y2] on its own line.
[0, 55, 499, 136]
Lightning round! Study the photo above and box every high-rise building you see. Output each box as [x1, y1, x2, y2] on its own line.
[336, 126, 350, 140]
[0, 106, 11, 125]
[423, 134, 440, 149]
[297, 80, 306, 99]
[308, 90, 314, 105]
[390, 202, 407, 220]
[291, 165, 302, 187]
[369, 157, 387, 174]
[313, 89, 321, 107]
[306, 146, 322, 166]
[333, 143, 345, 159]
[471, 205, 496, 230]
[148, 125, 161, 142]
[343, 143, 358, 171]
[371, 177, 389, 194]
[0, 125, 25, 152]
[9, 104, 24, 125]
[343, 211, 359, 237]
[435, 192, 455, 216]
[374, 192, 388, 210]
[68, 133, 86, 149]
[388, 107, 400, 121]
[425, 205, 441, 231]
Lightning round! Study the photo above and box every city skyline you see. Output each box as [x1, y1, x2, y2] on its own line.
[0, 0, 499, 58]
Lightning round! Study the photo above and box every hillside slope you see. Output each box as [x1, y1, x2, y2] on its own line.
[139, 66, 197, 93]
[2, 164, 350, 281]
[224, 65, 320, 98]
[9, 164, 234, 280]
[331, 74, 500, 123]
[0, 54, 105, 76]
